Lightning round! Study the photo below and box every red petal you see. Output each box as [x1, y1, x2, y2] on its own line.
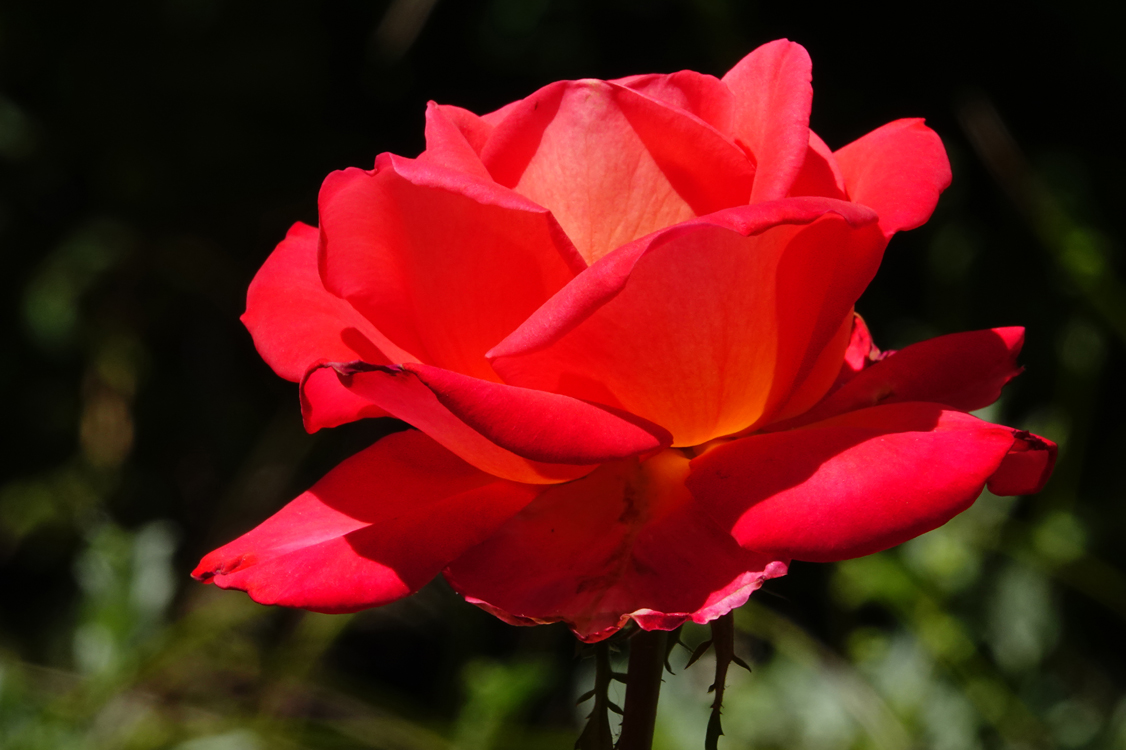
[317, 154, 584, 382]
[773, 327, 1025, 430]
[789, 130, 848, 200]
[688, 402, 1052, 562]
[417, 102, 493, 179]
[480, 79, 755, 265]
[301, 364, 592, 485]
[988, 430, 1057, 495]
[444, 450, 787, 642]
[764, 307, 856, 423]
[489, 198, 884, 447]
[834, 118, 952, 238]
[192, 430, 541, 612]
[480, 99, 523, 127]
[403, 362, 671, 463]
[241, 222, 398, 387]
[722, 39, 813, 202]
[838, 312, 881, 384]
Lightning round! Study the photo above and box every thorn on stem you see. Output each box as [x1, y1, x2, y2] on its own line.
[685, 639, 713, 669]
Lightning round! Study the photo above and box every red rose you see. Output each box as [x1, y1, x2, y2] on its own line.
[194, 40, 1055, 643]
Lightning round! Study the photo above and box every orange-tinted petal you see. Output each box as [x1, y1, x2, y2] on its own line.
[480, 79, 755, 265]
[612, 70, 735, 133]
[490, 198, 884, 446]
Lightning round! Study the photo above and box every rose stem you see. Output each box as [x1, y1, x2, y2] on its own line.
[616, 629, 668, 750]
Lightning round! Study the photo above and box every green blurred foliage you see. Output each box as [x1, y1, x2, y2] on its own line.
[1, 0, 1125, 748]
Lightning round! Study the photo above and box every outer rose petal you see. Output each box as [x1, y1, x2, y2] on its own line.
[772, 327, 1026, 429]
[301, 357, 669, 477]
[444, 450, 787, 642]
[988, 430, 1057, 496]
[489, 198, 884, 447]
[317, 153, 585, 382]
[688, 402, 1057, 562]
[301, 364, 593, 485]
[723, 39, 814, 202]
[480, 79, 755, 265]
[192, 430, 541, 612]
[834, 118, 952, 238]
[241, 222, 398, 385]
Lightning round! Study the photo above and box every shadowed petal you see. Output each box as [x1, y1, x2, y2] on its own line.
[241, 222, 402, 385]
[301, 364, 594, 485]
[789, 130, 848, 200]
[837, 312, 881, 385]
[192, 431, 541, 612]
[445, 450, 788, 642]
[403, 362, 670, 463]
[770, 327, 1025, 430]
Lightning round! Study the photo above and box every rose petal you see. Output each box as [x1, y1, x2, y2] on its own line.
[444, 450, 787, 642]
[480, 99, 523, 127]
[988, 430, 1057, 496]
[722, 39, 814, 202]
[480, 79, 755, 265]
[765, 306, 856, 423]
[192, 430, 541, 612]
[301, 364, 593, 485]
[417, 102, 492, 179]
[688, 402, 1055, 562]
[838, 312, 880, 384]
[317, 153, 585, 382]
[490, 198, 884, 447]
[789, 130, 848, 200]
[241, 222, 400, 386]
[771, 327, 1026, 430]
[834, 118, 952, 238]
[403, 362, 671, 463]
[612, 70, 735, 133]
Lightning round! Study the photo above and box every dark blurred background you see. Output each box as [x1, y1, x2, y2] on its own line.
[2, 1, 1125, 748]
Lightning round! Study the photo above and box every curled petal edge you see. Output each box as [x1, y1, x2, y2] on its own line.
[455, 561, 789, 643]
[301, 359, 668, 477]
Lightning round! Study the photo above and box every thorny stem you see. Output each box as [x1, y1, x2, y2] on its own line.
[576, 642, 615, 750]
[616, 629, 668, 750]
[706, 613, 736, 750]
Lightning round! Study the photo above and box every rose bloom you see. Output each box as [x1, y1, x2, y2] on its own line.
[194, 40, 1056, 642]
